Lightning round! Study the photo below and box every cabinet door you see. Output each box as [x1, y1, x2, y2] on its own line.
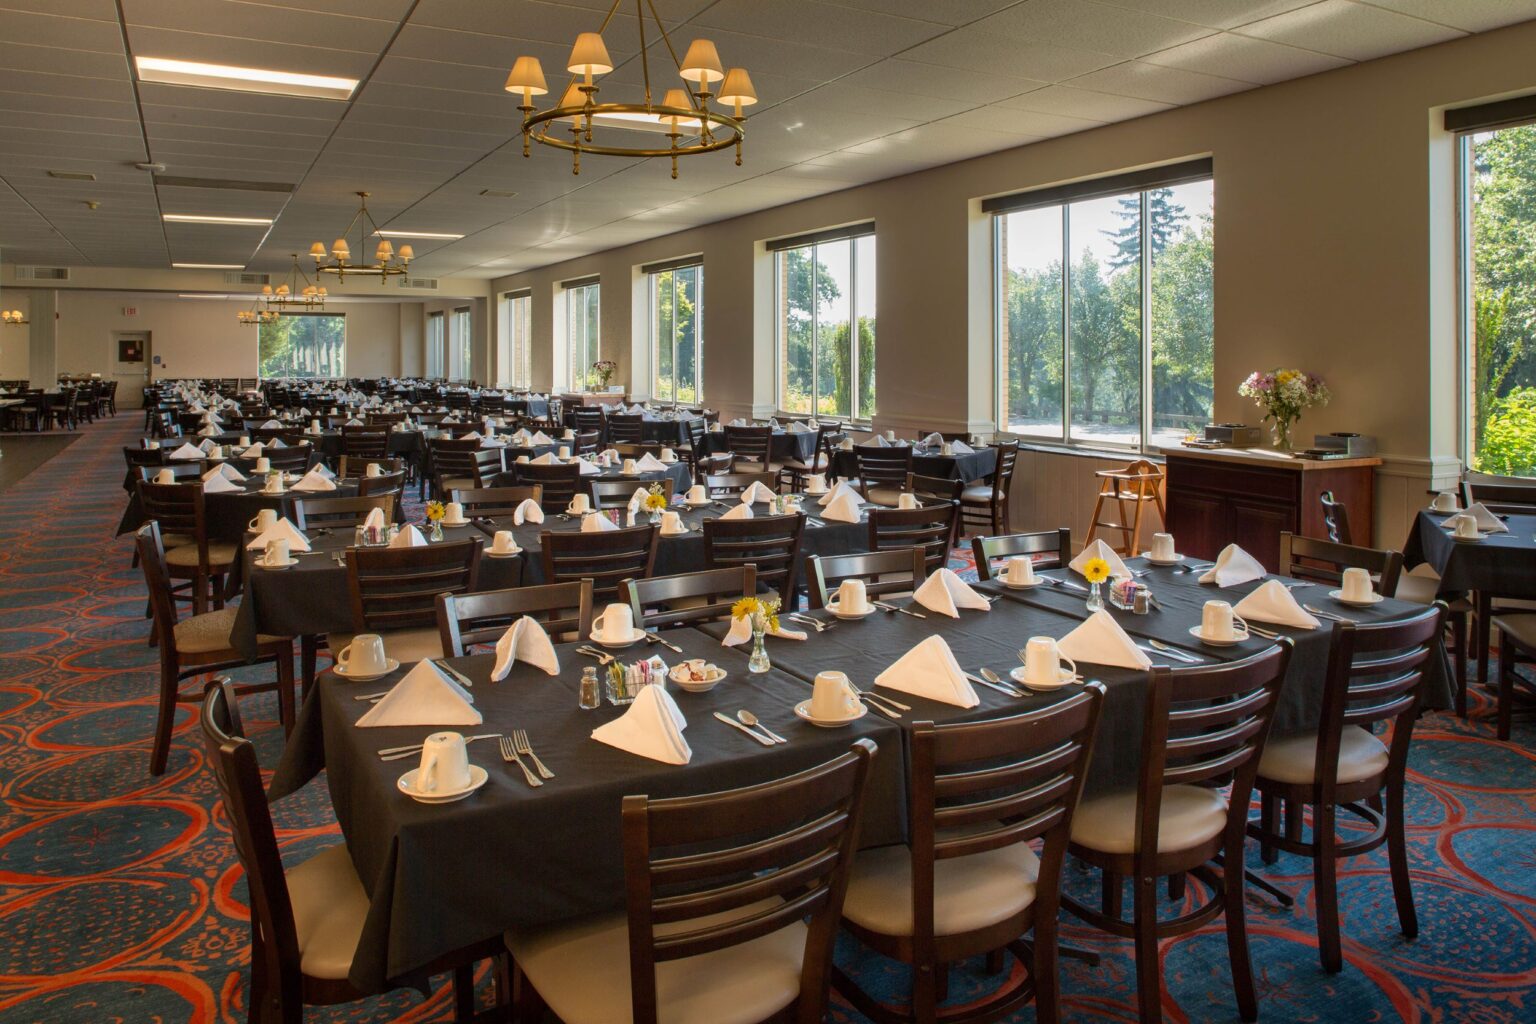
[1230, 499, 1297, 572]
[1167, 489, 1228, 561]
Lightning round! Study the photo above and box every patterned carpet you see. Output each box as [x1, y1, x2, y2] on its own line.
[1, 416, 1533, 1023]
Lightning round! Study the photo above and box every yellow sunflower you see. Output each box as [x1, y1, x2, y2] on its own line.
[1082, 557, 1110, 584]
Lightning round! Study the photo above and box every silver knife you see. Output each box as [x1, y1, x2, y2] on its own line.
[965, 672, 1027, 698]
[433, 658, 475, 689]
[873, 600, 927, 619]
[712, 711, 776, 745]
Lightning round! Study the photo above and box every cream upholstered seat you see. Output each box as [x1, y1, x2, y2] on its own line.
[285, 844, 370, 981]
[960, 482, 993, 503]
[1258, 725, 1388, 786]
[842, 840, 1039, 938]
[1070, 785, 1228, 855]
[164, 540, 238, 568]
[325, 627, 444, 664]
[506, 899, 806, 1024]
[173, 606, 286, 654]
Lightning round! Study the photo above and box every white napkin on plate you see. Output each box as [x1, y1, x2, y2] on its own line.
[362, 507, 386, 531]
[787, 421, 810, 434]
[355, 660, 480, 727]
[721, 616, 807, 646]
[1234, 579, 1321, 629]
[951, 440, 974, 454]
[460, 430, 480, 441]
[511, 430, 531, 445]
[513, 499, 544, 525]
[491, 616, 560, 679]
[1070, 539, 1130, 581]
[246, 518, 310, 552]
[913, 568, 991, 618]
[345, 418, 364, 427]
[202, 473, 239, 493]
[1057, 609, 1151, 669]
[719, 502, 753, 521]
[197, 438, 217, 453]
[599, 448, 620, 463]
[818, 480, 861, 507]
[269, 439, 288, 449]
[821, 489, 862, 524]
[259, 419, 281, 429]
[312, 463, 336, 480]
[291, 469, 336, 492]
[391, 524, 428, 547]
[626, 486, 652, 514]
[582, 513, 618, 532]
[203, 463, 245, 484]
[728, 417, 747, 427]
[530, 452, 558, 465]
[591, 682, 691, 764]
[576, 459, 600, 476]
[168, 442, 204, 461]
[869, 434, 891, 447]
[1200, 544, 1267, 587]
[530, 430, 554, 445]
[1464, 502, 1511, 533]
[874, 635, 979, 708]
[635, 453, 667, 473]
[242, 442, 264, 458]
[197, 425, 219, 437]
[739, 481, 777, 504]
[920, 432, 943, 446]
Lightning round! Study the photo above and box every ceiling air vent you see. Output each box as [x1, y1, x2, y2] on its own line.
[15, 266, 70, 281]
[156, 175, 295, 193]
[401, 277, 439, 290]
[48, 170, 96, 182]
[223, 271, 271, 286]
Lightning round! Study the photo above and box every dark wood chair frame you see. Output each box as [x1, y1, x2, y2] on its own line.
[960, 439, 1021, 538]
[868, 501, 959, 576]
[971, 529, 1072, 582]
[438, 580, 593, 654]
[622, 566, 755, 629]
[292, 495, 396, 532]
[1278, 532, 1404, 594]
[541, 524, 659, 604]
[702, 512, 806, 606]
[806, 547, 929, 610]
[448, 485, 543, 519]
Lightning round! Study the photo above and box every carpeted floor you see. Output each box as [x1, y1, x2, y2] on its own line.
[2, 415, 1533, 1023]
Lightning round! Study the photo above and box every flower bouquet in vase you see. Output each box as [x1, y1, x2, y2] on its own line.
[732, 595, 781, 673]
[1238, 369, 1330, 451]
[591, 359, 617, 392]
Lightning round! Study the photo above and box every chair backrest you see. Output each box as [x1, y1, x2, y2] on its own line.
[590, 478, 675, 509]
[1318, 489, 1352, 544]
[907, 472, 962, 505]
[466, 448, 506, 487]
[1462, 478, 1536, 510]
[262, 445, 313, 472]
[337, 455, 404, 478]
[136, 462, 201, 483]
[136, 480, 209, 563]
[989, 439, 1021, 497]
[607, 413, 646, 444]
[135, 522, 184, 644]
[854, 444, 914, 490]
[613, 441, 665, 459]
[574, 429, 601, 455]
[907, 685, 1104, 954]
[357, 470, 407, 502]
[346, 539, 482, 633]
[623, 566, 756, 628]
[429, 436, 481, 480]
[124, 446, 169, 469]
[340, 427, 390, 458]
[437, 580, 593, 654]
[520, 462, 584, 512]
[704, 471, 777, 500]
[621, 741, 876, 1024]
[366, 411, 405, 427]
[542, 524, 659, 603]
[448, 485, 542, 518]
[702, 512, 806, 605]
[868, 501, 959, 575]
[1279, 532, 1403, 594]
[971, 529, 1072, 582]
[292, 494, 395, 531]
[573, 407, 606, 440]
[724, 425, 772, 467]
[682, 417, 707, 455]
[806, 546, 928, 609]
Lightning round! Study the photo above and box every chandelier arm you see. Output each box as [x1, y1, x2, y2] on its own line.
[644, 0, 687, 76]
[636, 0, 652, 107]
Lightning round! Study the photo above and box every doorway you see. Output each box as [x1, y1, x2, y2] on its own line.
[112, 331, 150, 410]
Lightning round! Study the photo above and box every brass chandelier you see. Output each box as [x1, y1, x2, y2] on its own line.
[308, 192, 414, 281]
[503, 0, 757, 178]
[1, 309, 27, 326]
[236, 301, 278, 326]
[262, 254, 327, 311]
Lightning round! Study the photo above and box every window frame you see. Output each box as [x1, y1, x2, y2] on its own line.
[426, 310, 445, 380]
[772, 226, 876, 423]
[499, 290, 532, 389]
[564, 279, 601, 391]
[257, 311, 347, 379]
[647, 260, 703, 405]
[449, 306, 472, 382]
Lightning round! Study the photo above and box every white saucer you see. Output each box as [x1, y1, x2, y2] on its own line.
[804, 488, 829, 498]
[669, 665, 726, 692]
[255, 556, 296, 569]
[1427, 507, 1459, 515]
[660, 457, 678, 464]
[1140, 552, 1185, 565]
[1329, 589, 1385, 607]
[825, 598, 876, 620]
[487, 547, 522, 558]
[397, 764, 488, 804]
[1000, 576, 1046, 589]
[334, 657, 400, 681]
[661, 528, 691, 537]
[1450, 533, 1485, 544]
[620, 470, 640, 477]
[591, 626, 648, 648]
[794, 699, 867, 727]
[1009, 666, 1080, 690]
[1189, 626, 1250, 646]
[441, 518, 471, 527]
[684, 499, 713, 509]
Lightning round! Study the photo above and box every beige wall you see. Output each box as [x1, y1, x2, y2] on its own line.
[0, 290, 32, 379]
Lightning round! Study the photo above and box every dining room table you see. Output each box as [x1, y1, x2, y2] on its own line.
[118, 453, 344, 542]
[701, 425, 820, 463]
[830, 441, 997, 483]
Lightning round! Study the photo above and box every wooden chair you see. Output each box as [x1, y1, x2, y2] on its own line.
[622, 566, 755, 629]
[961, 439, 1021, 537]
[572, 407, 606, 443]
[519, 462, 584, 513]
[542, 524, 659, 603]
[1462, 479, 1536, 509]
[1489, 612, 1536, 740]
[340, 426, 390, 460]
[260, 444, 315, 474]
[574, 429, 601, 456]
[1458, 479, 1536, 691]
[806, 547, 928, 610]
[438, 580, 593, 654]
[778, 422, 842, 490]
[329, 540, 483, 668]
[972, 529, 1072, 582]
[138, 524, 293, 776]
[1319, 489, 1351, 543]
[1278, 532, 1403, 594]
[724, 424, 773, 471]
[853, 444, 914, 508]
[703, 471, 777, 501]
[1083, 459, 1165, 557]
[1063, 642, 1292, 1024]
[678, 417, 708, 480]
[702, 512, 805, 606]
[834, 687, 1106, 1024]
[448, 486, 542, 519]
[607, 413, 646, 445]
[868, 501, 959, 576]
[337, 455, 405, 479]
[357, 470, 407, 507]
[506, 742, 876, 1024]
[199, 680, 506, 1022]
[292, 495, 395, 532]
[590, 478, 674, 510]
[136, 480, 237, 615]
[612, 441, 666, 460]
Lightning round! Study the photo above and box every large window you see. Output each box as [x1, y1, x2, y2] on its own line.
[565, 279, 601, 390]
[450, 306, 472, 381]
[993, 165, 1213, 450]
[499, 291, 532, 388]
[1457, 103, 1536, 477]
[774, 225, 876, 420]
[648, 260, 702, 404]
[426, 311, 445, 379]
[258, 313, 345, 379]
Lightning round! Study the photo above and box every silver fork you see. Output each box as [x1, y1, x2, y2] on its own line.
[514, 729, 554, 779]
[787, 612, 830, 632]
[500, 735, 542, 787]
[576, 645, 615, 664]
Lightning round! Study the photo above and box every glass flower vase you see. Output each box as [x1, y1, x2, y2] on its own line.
[1085, 581, 1105, 613]
[748, 625, 771, 673]
[648, 508, 662, 525]
[429, 520, 444, 541]
[1271, 417, 1295, 452]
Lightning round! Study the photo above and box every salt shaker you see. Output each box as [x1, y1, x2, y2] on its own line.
[579, 666, 600, 709]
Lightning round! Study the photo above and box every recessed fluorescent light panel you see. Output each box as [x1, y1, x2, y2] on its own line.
[178, 293, 231, 299]
[173, 263, 246, 269]
[163, 214, 273, 226]
[374, 230, 465, 240]
[135, 57, 358, 101]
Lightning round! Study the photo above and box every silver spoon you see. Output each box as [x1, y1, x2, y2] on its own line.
[737, 709, 786, 744]
[978, 667, 1029, 697]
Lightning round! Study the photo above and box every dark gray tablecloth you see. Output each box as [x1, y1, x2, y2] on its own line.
[702, 428, 818, 463]
[831, 444, 996, 483]
[504, 397, 551, 419]
[1402, 509, 1536, 598]
[119, 463, 344, 542]
[267, 636, 903, 992]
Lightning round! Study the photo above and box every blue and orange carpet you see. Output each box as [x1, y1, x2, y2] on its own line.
[1, 416, 1532, 1023]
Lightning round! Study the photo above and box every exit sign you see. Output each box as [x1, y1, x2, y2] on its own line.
[122, 306, 137, 316]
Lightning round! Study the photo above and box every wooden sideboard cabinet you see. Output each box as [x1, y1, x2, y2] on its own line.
[1163, 448, 1380, 572]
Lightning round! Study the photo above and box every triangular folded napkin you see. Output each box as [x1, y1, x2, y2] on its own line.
[787, 421, 811, 433]
[1070, 539, 1130, 581]
[722, 616, 807, 646]
[203, 463, 245, 484]
[202, 473, 240, 493]
[582, 513, 618, 532]
[246, 517, 310, 552]
[728, 418, 747, 427]
[820, 489, 862, 524]
[626, 486, 652, 514]
[312, 463, 336, 480]
[1199, 544, 1267, 587]
[740, 481, 777, 504]
[1464, 503, 1511, 533]
[362, 507, 386, 531]
[259, 419, 281, 429]
[513, 499, 544, 525]
[818, 481, 861, 508]
[913, 568, 991, 618]
[635, 453, 667, 472]
[169, 442, 204, 461]
[719, 502, 753, 521]
[874, 635, 979, 708]
[951, 440, 974, 454]
[576, 459, 600, 476]
[869, 434, 891, 447]
[391, 524, 428, 547]
[530, 431, 554, 445]
[1234, 580, 1321, 629]
[356, 660, 480, 727]
[530, 452, 558, 465]
[591, 681, 691, 764]
[491, 616, 560, 679]
[1056, 609, 1151, 669]
[290, 469, 336, 492]
[921, 432, 943, 446]
[345, 418, 364, 427]
[242, 442, 265, 459]
[197, 425, 220, 437]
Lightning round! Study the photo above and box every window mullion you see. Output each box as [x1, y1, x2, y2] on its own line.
[1140, 190, 1152, 451]
[1061, 205, 1072, 446]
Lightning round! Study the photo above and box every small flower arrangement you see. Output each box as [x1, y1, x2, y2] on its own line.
[591, 359, 618, 389]
[1239, 369, 1330, 451]
[424, 500, 446, 523]
[1081, 557, 1111, 584]
[642, 483, 668, 513]
[732, 595, 781, 632]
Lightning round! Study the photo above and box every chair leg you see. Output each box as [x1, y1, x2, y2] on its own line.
[1223, 836, 1259, 1022]
[150, 667, 179, 776]
[1032, 919, 1062, 1024]
[1131, 874, 1162, 1024]
[912, 961, 939, 1022]
[1498, 636, 1514, 741]
[1167, 872, 1186, 901]
[1451, 613, 1468, 718]
[985, 948, 1005, 974]
[1313, 801, 1343, 973]
[1385, 780, 1418, 940]
[274, 648, 296, 735]
[1259, 792, 1280, 864]
[1102, 870, 1122, 920]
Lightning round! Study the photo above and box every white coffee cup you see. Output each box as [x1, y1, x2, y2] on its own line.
[1006, 556, 1037, 585]
[599, 603, 634, 642]
[249, 508, 278, 531]
[1432, 491, 1460, 513]
[661, 447, 676, 462]
[366, 462, 382, 477]
[154, 469, 175, 485]
[492, 529, 518, 554]
[516, 455, 531, 464]
[1022, 636, 1077, 686]
[310, 419, 322, 432]
[416, 731, 472, 794]
[661, 510, 684, 535]
[263, 474, 284, 494]
[264, 538, 291, 567]
[237, 435, 251, 447]
[836, 578, 869, 614]
[1451, 513, 1480, 539]
[563, 428, 575, 439]
[810, 671, 862, 721]
[1341, 566, 1374, 602]
[558, 446, 572, 460]
[884, 429, 896, 442]
[254, 457, 271, 474]
[1151, 532, 1176, 561]
[568, 492, 591, 514]
[336, 633, 387, 676]
[1201, 600, 1246, 641]
[897, 492, 918, 510]
[941, 442, 954, 456]
[445, 501, 465, 524]
[622, 458, 638, 475]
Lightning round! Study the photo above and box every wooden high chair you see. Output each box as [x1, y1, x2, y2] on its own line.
[1085, 459, 1166, 556]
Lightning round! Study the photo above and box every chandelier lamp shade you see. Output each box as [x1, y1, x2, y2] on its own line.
[308, 192, 415, 281]
[503, 0, 757, 178]
[262, 254, 327, 310]
[1, 309, 28, 326]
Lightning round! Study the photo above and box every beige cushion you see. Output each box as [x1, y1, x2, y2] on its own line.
[326, 627, 443, 664]
[161, 532, 195, 550]
[1071, 785, 1228, 855]
[506, 899, 805, 1024]
[864, 486, 905, 508]
[164, 540, 238, 569]
[842, 840, 1039, 938]
[961, 484, 997, 504]
[173, 607, 285, 654]
[1494, 613, 1536, 649]
[1258, 726, 1388, 786]
[286, 844, 369, 981]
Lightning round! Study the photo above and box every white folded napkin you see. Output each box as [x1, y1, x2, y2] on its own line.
[951, 440, 974, 454]
[513, 499, 544, 525]
[345, 418, 364, 427]
[197, 425, 219, 437]
[1200, 544, 1267, 587]
[576, 459, 600, 476]
[169, 442, 204, 461]
[197, 438, 216, 453]
[635, 453, 668, 473]
[355, 660, 480, 727]
[1464, 502, 1511, 533]
[920, 432, 943, 446]
[626, 486, 652, 514]
[1056, 609, 1152, 669]
[530, 431, 554, 445]
[582, 513, 618, 532]
[729, 417, 747, 427]
[1070, 539, 1131, 581]
[362, 507, 386, 531]
[203, 463, 245, 484]
[721, 616, 808, 646]
[875, 635, 979, 708]
[290, 469, 336, 493]
[511, 430, 532, 445]
[599, 448, 620, 463]
[818, 480, 861, 508]
[491, 616, 560, 680]
[242, 442, 264, 458]
[740, 481, 777, 504]
[188, 401, 205, 412]
[869, 434, 891, 447]
[312, 463, 336, 480]
[1234, 579, 1320, 629]
[719, 502, 753, 521]
[460, 430, 481, 441]
[269, 439, 288, 449]
[821, 489, 863, 523]
[259, 419, 281, 429]
[391, 524, 428, 547]
[787, 421, 810, 433]
[298, 408, 311, 417]
[591, 682, 691, 764]
[246, 518, 311, 552]
[530, 452, 558, 465]
[913, 568, 991, 618]
[202, 473, 240, 493]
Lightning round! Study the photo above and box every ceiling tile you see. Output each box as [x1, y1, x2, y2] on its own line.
[994, 83, 1176, 120]
[1089, 0, 1317, 29]
[838, 58, 1049, 103]
[1066, 59, 1254, 104]
[1362, 0, 1536, 33]
[1142, 29, 1351, 83]
[689, 0, 949, 55]
[1238, 0, 1465, 61]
